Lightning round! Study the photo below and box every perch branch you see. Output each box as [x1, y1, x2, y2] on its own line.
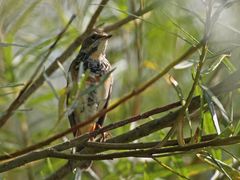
[46, 69, 240, 179]
[0, 99, 182, 160]
[1, 71, 237, 174]
[1, 133, 240, 173]
[0, 40, 202, 161]
[1, 67, 239, 161]
[49, 135, 240, 160]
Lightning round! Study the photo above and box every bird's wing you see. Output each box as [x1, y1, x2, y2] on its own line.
[66, 53, 88, 136]
[96, 66, 113, 127]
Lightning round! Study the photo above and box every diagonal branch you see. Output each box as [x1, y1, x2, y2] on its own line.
[48, 135, 240, 161]
[0, 98, 182, 160]
[1, 67, 239, 163]
[45, 135, 240, 180]
[175, 0, 213, 145]
[28, 14, 76, 87]
[0, 14, 77, 127]
[1, 131, 240, 173]
[0, 111, 219, 173]
[0, 112, 178, 172]
[0, 72, 232, 176]
[0, 0, 162, 128]
[103, 0, 160, 32]
[0, 40, 202, 162]
[86, 0, 109, 31]
[51, 41, 201, 150]
[45, 69, 240, 179]
[0, 0, 109, 128]
[84, 134, 217, 150]
[0, 84, 209, 173]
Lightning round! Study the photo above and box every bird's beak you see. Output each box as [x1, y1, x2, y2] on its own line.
[103, 34, 112, 39]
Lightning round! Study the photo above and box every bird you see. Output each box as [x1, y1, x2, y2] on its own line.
[66, 31, 113, 140]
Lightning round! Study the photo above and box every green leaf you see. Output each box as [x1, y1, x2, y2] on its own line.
[211, 149, 222, 161]
[144, 170, 150, 180]
[169, 75, 192, 137]
[174, 60, 194, 69]
[203, 112, 216, 134]
[202, 85, 230, 124]
[0, 83, 24, 88]
[169, 76, 185, 104]
[219, 126, 234, 137]
[0, 42, 27, 47]
[47, 158, 54, 173]
[197, 151, 240, 179]
[154, 157, 190, 180]
[43, 71, 59, 100]
[222, 57, 236, 72]
[233, 119, 240, 136]
[202, 54, 230, 74]
[58, 88, 67, 123]
[202, 86, 221, 134]
[221, 148, 240, 163]
[3, 35, 14, 81]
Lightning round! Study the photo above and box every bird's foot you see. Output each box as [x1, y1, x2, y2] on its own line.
[94, 124, 111, 142]
[100, 131, 111, 142]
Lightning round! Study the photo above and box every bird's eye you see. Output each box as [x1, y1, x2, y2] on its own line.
[91, 34, 97, 40]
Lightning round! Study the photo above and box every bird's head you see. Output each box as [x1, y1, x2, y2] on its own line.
[80, 31, 112, 59]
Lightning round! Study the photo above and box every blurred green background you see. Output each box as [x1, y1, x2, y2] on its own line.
[1, 0, 240, 179]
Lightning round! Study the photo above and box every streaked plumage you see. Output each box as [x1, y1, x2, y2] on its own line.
[66, 31, 113, 137]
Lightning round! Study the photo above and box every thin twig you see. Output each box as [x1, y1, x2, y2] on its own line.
[176, 0, 213, 145]
[0, 14, 76, 127]
[103, 0, 159, 32]
[40, 41, 203, 146]
[1, 67, 239, 161]
[45, 71, 240, 179]
[0, 100, 182, 160]
[86, 0, 109, 31]
[23, 14, 76, 96]
[153, 157, 190, 180]
[177, 41, 208, 145]
[0, 40, 202, 162]
[0, 0, 106, 127]
[1, 134, 240, 173]
[84, 134, 217, 150]
[0, 97, 203, 172]
[0, 0, 161, 128]
[45, 135, 240, 160]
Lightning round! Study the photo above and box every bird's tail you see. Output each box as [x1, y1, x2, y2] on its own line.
[74, 168, 82, 180]
[74, 167, 100, 180]
[72, 145, 93, 170]
[72, 123, 100, 174]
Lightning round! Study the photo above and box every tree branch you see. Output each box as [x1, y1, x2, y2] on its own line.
[0, 93, 203, 173]
[0, 98, 182, 161]
[0, 0, 162, 128]
[103, 0, 160, 32]
[86, 0, 109, 31]
[0, 40, 202, 163]
[46, 69, 240, 179]
[1, 67, 240, 161]
[0, 72, 237, 173]
[0, 0, 109, 128]
[1, 133, 240, 173]
[84, 134, 217, 150]
[176, 0, 212, 145]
